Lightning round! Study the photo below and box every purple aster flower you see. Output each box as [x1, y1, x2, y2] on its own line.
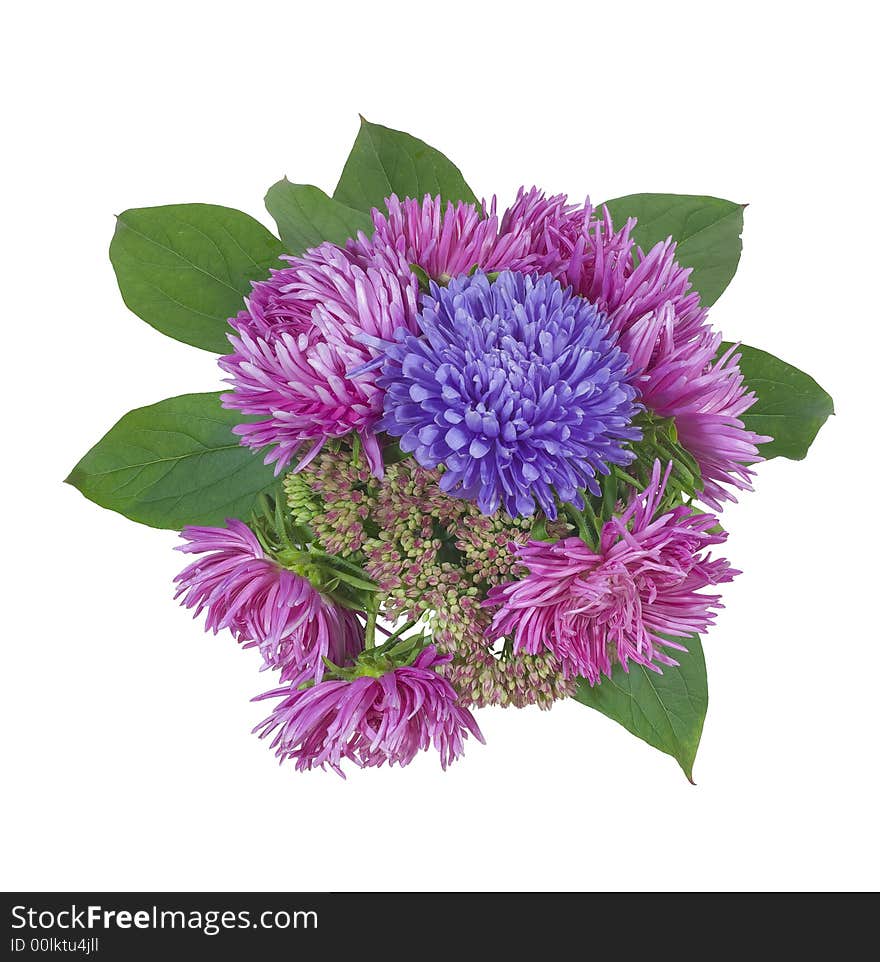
[486, 461, 738, 684]
[220, 242, 420, 476]
[253, 646, 484, 774]
[378, 270, 639, 519]
[495, 191, 770, 507]
[174, 520, 363, 685]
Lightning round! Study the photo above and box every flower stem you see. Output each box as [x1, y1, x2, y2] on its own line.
[564, 503, 595, 544]
[382, 618, 419, 647]
[364, 598, 380, 650]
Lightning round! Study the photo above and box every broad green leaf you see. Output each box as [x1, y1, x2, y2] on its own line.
[65, 393, 275, 529]
[574, 635, 707, 781]
[110, 204, 285, 353]
[333, 117, 478, 213]
[601, 194, 745, 306]
[724, 342, 833, 460]
[265, 179, 374, 254]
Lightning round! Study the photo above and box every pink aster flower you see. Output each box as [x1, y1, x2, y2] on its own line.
[496, 186, 596, 277]
[174, 519, 363, 685]
[496, 189, 770, 507]
[253, 646, 484, 774]
[220, 242, 420, 476]
[486, 461, 738, 685]
[347, 193, 533, 281]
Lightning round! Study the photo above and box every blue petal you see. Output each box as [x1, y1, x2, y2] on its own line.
[445, 426, 470, 451]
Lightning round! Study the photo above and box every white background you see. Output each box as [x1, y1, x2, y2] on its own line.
[3, 1, 877, 892]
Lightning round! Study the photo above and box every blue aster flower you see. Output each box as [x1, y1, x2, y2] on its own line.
[377, 270, 639, 519]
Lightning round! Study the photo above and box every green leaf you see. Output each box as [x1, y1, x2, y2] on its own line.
[600, 194, 745, 306]
[265, 179, 374, 254]
[65, 393, 276, 529]
[333, 117, 478, 213]
[724, 343, 834, 460]
[110, 204, 286, 353]
[573, 635, 707, 782]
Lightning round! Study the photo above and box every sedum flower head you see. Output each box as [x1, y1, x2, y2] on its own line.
[286, 446, 575, 710]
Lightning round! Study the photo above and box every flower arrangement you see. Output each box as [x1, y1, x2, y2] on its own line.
[67, 119, 833, 779]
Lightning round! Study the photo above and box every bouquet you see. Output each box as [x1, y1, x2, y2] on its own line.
[67, 119, 832, 778]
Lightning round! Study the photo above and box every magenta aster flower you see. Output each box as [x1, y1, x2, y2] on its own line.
[174, 520, 363, 685]
[347, 193, 533, 281]
[220, 242, 419, 476]
[253, 646, 484, 774]
[496, 190, 770, 507]
[496, 187, 595, 277]
[486, 461, 738, 684]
